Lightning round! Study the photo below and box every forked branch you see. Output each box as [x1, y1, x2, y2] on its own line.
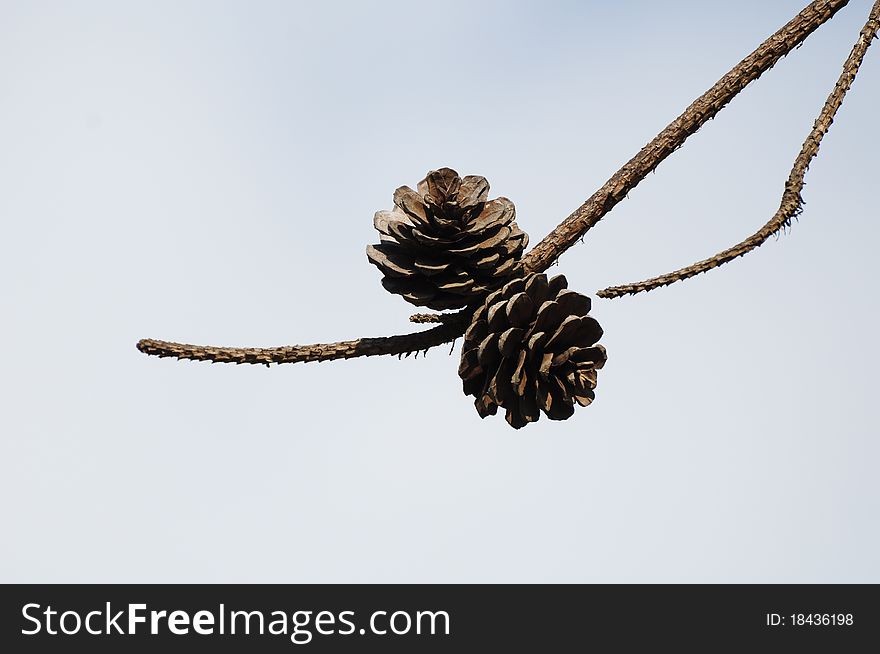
[137, 0, 855, 366]
[520, 0, 851, 274]
[599, 0, 880, 298]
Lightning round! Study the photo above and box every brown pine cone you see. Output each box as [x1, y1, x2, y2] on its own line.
[366, 167, 529, 310]
[458, 273, 606, 429]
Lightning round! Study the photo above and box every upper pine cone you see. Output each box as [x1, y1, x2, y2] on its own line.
[458, 273, 606, 429]
[366, 168, 529, 310]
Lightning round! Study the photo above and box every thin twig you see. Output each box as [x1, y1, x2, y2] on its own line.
[521, 0, 850, 275]
[598, 0, 880, 298]
[137, 314, 469, 366]
[409, 313, 447, 324]
[137, 0, 851, 365]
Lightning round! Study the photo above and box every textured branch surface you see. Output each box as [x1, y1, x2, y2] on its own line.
[599, 0, 880, 298]
[137, 315, 468, 366]
[521, 0, 850, 275]
[409, 313, 449, 324]
[137, 0, 852, 366]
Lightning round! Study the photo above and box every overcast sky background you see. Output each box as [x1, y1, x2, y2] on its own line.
[1, 1, 877, 582]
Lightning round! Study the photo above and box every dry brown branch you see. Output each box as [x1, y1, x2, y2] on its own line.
[521, 0, 850, 275]
[409, 313, 449, 324]
[599, 0, 880, 299]
[136, 313, 469, 366]
[137, 0, 853, 366]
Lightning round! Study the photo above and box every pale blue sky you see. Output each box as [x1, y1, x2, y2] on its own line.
[1, 1, 877, 582]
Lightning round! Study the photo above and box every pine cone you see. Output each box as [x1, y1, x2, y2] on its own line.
[366, 168, 529, 310]
[458, 273, 606, 429]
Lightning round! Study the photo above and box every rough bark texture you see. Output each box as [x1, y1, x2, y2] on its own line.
[598, 0, 880, 298]
[137, 0, 855, 366]
[521, 0, 850, 276]
[409, 313, 449, 324]
[136, 314, 469, 366]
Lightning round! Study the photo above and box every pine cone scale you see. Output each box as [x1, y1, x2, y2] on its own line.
[365, 244, 417, 277]
[393, 187, 430, 224]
